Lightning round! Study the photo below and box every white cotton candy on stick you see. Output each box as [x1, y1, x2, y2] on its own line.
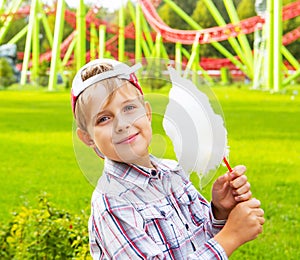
[163, 67, 228, 185]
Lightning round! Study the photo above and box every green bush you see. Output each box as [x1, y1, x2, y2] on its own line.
[0, 194, 92, 259]
[0, 58, 17, 87]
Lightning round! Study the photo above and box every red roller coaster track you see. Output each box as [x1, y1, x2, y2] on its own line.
[3, 0, 300, 71]
[8, 4, 138, 68]
[140, 0, 300, 45]
[139, 0, 300, 71]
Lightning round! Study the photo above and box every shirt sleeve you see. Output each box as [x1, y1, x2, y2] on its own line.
[89, 193, 164, 259]
[188, 238, 228, 260]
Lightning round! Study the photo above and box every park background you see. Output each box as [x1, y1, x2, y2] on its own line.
[0, 0, 300, 259]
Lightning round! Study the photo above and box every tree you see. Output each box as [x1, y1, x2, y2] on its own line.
[237, 0, 255, 19]
[282, 0, 300, 60]
[158, 0, 198, 30]
[2, 17, 27, 60]
[0, 58, 17, 87]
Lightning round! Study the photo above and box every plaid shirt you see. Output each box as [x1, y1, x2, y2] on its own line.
[89, 155, 228, 259]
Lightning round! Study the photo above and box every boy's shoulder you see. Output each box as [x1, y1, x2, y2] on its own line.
[93, 172, 128, 197]
[90, 175, 129, 211]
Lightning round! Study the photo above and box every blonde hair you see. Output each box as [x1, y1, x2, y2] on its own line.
[74, 63, 143, 132]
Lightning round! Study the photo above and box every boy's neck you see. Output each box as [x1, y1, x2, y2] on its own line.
[130, 154, 154, 169]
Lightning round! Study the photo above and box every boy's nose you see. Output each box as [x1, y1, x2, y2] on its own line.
[115, 117, 131, 133]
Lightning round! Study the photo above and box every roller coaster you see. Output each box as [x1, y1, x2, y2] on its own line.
[0, 0, 300, 91]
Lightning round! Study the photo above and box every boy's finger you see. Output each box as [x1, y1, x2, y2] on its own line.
[254, 208, 265, 217]
[258, 216, 265, 225]
[231, 174, 248, 189]
[230, 165, 247, 178]
[246, 198, 261, 208]
[214, 173, 230, 188]
[234, 190, 252, 202]
[233, 182, 251, 196]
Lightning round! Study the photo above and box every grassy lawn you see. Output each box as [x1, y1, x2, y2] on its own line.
[210, 87, 300, 259]
[0, 85, 299, 259]
[0, 88, 94, 220]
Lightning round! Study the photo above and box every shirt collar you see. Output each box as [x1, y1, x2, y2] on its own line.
[103, 155, 173, 190]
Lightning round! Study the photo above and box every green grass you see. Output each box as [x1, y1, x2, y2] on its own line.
[0, 88, 94, 220]
[0, 85, 299, 259]
[210, 87, 300, 259]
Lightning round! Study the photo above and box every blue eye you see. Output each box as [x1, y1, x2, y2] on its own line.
[124, 105, 135, 112]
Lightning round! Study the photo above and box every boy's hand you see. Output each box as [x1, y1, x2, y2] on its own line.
[211, 165, 252, 220]
[214, 198, 265, 257]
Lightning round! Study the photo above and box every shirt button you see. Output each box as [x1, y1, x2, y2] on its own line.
[151, 170, 157, 176]
[185, 224, 189, 230]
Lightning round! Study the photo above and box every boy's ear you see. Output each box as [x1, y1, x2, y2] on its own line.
[145, 101, 152, 122]
[77, 128, 94, 147]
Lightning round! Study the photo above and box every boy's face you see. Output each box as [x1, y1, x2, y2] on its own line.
[84, 82, 152, 166]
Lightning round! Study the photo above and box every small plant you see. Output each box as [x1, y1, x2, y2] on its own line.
[0, 193, 92, 259]
[36, 61, 50, 87]
[0, 58, 17, 87]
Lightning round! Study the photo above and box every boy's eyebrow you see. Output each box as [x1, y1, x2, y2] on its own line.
[92, 110, 107, 122]
[121, 98, 139, 104]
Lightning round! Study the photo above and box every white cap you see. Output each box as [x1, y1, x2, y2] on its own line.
[71, 58, 142, 114]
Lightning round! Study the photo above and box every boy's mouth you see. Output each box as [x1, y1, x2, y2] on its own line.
[115, 133, 139, 144]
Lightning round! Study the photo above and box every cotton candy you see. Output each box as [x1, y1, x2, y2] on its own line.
[163, 66, 228, 187]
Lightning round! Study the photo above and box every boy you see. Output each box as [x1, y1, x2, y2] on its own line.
[71, 59, 265, 259]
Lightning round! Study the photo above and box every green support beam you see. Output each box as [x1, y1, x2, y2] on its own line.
[32, 0, 40, 82]
[90, 22, 97, 61]
[283, 67, 300, 85]
[184, 33, 213, 84]
[98, 25, 106, 59]
[281, 44, 300, 85]
[184, 33, 200, 77]
[223, 0, 253, 78]
[128, 0, 151, 58]
[155, 33, 161, 59]
[266, 0, 274, 90]
[118, 4, 125, 61]
[252, 26, 266, 89]
[76, 0, 86, 71]
[39, 0, 53, 47]
[20, 0, 38, 85]
[62, 36, 76, 66]
[220, 67, 230, 85]
[48, 0, 65, 91]
[202, 0, 252, 78]
[192, 37, 200, 84]
[135, 3, 142, 62]
[273, 0, 282, 91]
[0, 0, 23, 44]
[163, 0, 248, 76]
[8, 25, 28, 44]
[281, 46, 300, 71]
[266, 0, 282, 91]
[175, 42, 182, 72]
[141, 13, 154, 50]
[159, 40, 169, 60]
